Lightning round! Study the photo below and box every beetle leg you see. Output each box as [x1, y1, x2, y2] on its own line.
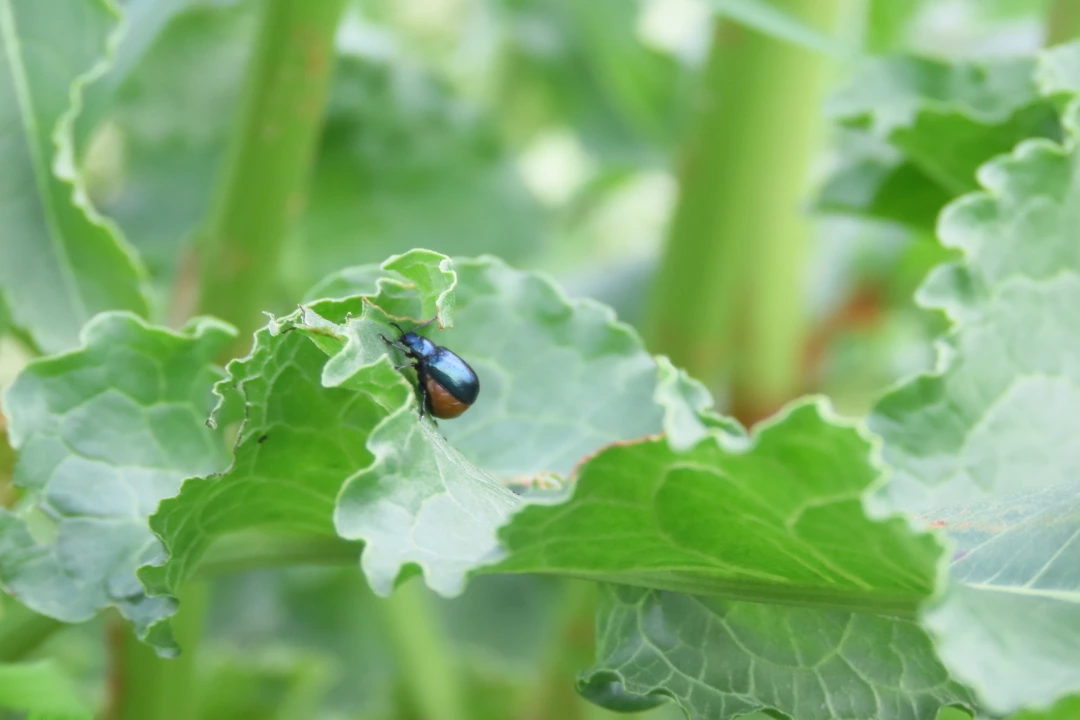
[417, 379, 428, 420]
[395, 362, 419, 371]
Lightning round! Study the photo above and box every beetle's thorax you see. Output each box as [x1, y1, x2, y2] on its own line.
[401, 332, 437, 359]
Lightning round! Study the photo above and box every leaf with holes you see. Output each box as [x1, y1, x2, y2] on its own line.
[141, 251, 719, 646]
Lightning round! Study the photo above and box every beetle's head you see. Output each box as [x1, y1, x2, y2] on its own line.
[390, 322, 436, 359]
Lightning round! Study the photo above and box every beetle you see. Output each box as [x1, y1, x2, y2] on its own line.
[380, 317, 480, 420]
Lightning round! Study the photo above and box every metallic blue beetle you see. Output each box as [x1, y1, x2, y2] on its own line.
[380, 318, 480, 420]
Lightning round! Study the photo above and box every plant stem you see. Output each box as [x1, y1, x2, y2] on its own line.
[379, 577, 468, 720]
[0, 603, 64, 662]
[106, 583, 207, 720]
[1047, 0, 1080, 45]
[194, 0, 345, 348]
[645, 0, 840, 425]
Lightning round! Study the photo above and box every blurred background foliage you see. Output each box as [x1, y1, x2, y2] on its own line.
[0, 0, 1074, 717]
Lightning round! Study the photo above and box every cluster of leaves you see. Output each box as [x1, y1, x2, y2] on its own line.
[4, 205, 1080, 718]
[2, 1, 1080, 719]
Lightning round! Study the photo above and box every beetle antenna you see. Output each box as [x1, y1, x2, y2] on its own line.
[388, 322, 406, 336]
[413, 316, 438, 332]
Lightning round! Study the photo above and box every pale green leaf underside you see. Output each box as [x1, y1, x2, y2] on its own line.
[0, 313, 233, 650]
[583, 585, 970, 720]
[0, 0, 147, 353]
[869, 60, 1080, 712]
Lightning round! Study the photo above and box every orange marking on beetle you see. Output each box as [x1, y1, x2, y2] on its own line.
[425, 376, 471, 419]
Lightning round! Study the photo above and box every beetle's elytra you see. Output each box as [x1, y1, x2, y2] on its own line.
[380, 318, 480, 420]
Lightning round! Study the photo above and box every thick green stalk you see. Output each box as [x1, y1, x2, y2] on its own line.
[1047, 0, 1080, 45]
[194, 0, 345, 345]
[379, 578, 468, 720]
[106, 583, 207, 720]
[646, 1, 839, 424]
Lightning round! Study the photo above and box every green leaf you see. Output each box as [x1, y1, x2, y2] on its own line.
[0, 0, 148, 352]
[821, 53, 1064, 226]
[868, 96, 1080, 714]
[93, 0, 255, 292]
[0, 660, 92, 719]
[326, 255, 725, 597]
[816, 131, 953, 229]
[76, 0, 196, 145]
[137, 328, 387, 622]
[490, 390, 971, 718]
[143, 251, 716, 625]
[581, 585, 970, 720]
[0, 312, 233, 648]
[497, 400, 940, 617]
[704, 0, 856, 59]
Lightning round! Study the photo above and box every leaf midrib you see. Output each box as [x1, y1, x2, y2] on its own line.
[494, 567, 928, 619]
